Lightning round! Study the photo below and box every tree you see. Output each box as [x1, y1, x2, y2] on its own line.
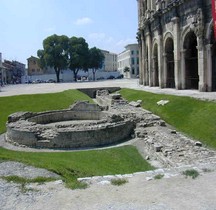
[67, 37, 89, 81]
[123, 66, 130, 78]
[123, 66, 130, 73]
[89, 47, 105, 81]
[37, 34, 69, 83]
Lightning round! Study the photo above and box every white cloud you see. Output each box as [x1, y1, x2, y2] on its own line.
[116, 38, 137, 47]
[88, 33, 137, 53]
[88, 33, 106, 40]
[74, 17, 93, 25]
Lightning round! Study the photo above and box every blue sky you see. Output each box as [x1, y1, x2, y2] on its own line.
[0, 0, 138, 66]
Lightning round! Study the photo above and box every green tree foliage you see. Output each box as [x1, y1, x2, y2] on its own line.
[89, 47, 105, 81]
[37, 34, 69, 83]
[67, 37, 89, 81]
[123, 66, 130, 73]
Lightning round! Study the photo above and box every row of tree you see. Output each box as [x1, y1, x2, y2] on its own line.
[37, 34, 105, 82]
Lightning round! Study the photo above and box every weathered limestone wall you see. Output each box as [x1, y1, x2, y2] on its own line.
[6, 101, 135, 149]
[78, 87, 120, 98]
[28, 110, 105, 124]
[6, 120, 134, 148]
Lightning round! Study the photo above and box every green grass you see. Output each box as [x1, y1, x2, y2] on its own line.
[120, 88, 216, 149]
[0, 175, 56, 193]
[182, 169, 199, 179]
[1, 175, 56, 185]
[111, 178, 128, 186]
[0, 146, 154, 189]
[0, 89, 93, 133]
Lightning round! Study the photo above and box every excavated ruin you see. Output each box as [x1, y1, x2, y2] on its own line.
[5, 89, 216, 168]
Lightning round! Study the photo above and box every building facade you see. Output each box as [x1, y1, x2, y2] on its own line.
[0, 53, 25, 84]
[137, 0, 216, 91]
[118, 44, 139, 78]
[27, 56, 44, 76]
[100, 50, 118, 72]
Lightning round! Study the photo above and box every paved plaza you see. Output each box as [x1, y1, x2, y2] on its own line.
[0, 79, 216, 101]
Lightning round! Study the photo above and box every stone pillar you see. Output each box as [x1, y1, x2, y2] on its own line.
[180, 49, 186, 89]
[197, 39, 206, 91]
[172, 17, 181, 89]
[206, 44, 213, 91]
[146, 33, 153, 86]
[163, 53, 167, 87]
[158, 35, 163, 88]
[147, 0, 151, 10]
[141, 32, 146, 85]
[139, 36, 143, 85]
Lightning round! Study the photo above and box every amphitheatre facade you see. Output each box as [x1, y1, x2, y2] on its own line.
[137, 0, 216, 91]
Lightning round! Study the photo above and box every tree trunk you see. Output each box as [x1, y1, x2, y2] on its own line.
[55, 68, 60, 83]
[93, 69, 96, 81]
[73, 69, 78, 82]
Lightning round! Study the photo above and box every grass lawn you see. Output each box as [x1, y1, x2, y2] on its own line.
[0, 146, 153, 188]
[0, 89, 93, 133]
[0, 89, 154, 188]
[120, 88, 216, 149]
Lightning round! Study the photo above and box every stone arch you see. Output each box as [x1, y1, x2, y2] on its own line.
[164, 34, 175, 88]
[183, 31, 199, 89]
[152, 41, 159, 86]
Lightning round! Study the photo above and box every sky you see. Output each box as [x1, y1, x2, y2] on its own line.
[0, 0, 138, 66]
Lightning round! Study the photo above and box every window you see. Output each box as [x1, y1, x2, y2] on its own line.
[132, 67, 135, 75]
[137, 58, 139, 65]
[131, 50, 134, 55]
[131, 58, 135, 65]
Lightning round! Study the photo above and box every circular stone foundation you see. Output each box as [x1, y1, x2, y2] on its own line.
[6, 102, 135, 149]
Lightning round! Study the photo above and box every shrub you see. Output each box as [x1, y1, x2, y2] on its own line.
[182, 169, 199, 179]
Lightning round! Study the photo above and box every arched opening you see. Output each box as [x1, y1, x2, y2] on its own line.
[211, 27, 216, 91]
[165, 37, 175, 88]
[184, 31, 199, 89]
[153, 43, 159, 86]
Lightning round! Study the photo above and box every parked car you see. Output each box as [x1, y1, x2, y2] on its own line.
[107, 75, 115, 80]
[116, 74, 124, 79]
[46, 79, 56, 83]
[97, 77, 105, 80]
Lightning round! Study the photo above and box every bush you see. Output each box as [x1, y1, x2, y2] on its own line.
[182, 169, 199, 179]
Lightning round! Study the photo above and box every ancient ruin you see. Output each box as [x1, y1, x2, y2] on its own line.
[5, 89, 216, 168]
[5, 100, 134, 149]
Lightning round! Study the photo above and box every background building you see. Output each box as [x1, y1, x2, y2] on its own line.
[100, 50, 118, 72]
[0, 53, 25, 84]
[137, 0, 216, 91]
[27, 56, 44, 76]
[118, 44, 139, 78]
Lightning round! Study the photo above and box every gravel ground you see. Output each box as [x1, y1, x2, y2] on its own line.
[1, 79, 216, 210]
